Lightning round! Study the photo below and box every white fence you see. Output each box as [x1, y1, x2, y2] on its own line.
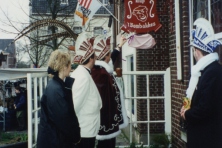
[27, 72, 48, 148]
[27, 68, 171, 147]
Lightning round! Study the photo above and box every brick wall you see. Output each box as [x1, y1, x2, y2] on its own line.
[169, 0, 189, 147]
[136, 0, 170, 134]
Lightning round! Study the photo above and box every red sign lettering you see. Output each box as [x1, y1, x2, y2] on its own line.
[122, 0, 162, 33]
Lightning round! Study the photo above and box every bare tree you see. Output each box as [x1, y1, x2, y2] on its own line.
[0, 0, 78, 67]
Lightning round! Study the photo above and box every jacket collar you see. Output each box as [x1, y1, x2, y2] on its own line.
[95, 60, 113, 74]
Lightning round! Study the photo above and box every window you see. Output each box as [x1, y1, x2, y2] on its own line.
[193, 0, 208, 21]
[73, 27, 82, 34]
[190, 0, 222, 64]
[60, 0, 68, 5]
[102, 0, 109, 5]
[93, 27, 103, 37]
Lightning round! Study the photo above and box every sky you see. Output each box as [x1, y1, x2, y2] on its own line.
[0, 0, 29, 39]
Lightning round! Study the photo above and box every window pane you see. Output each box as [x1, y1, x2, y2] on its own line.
[93, 27, 103, 36]
[73, 27, 82, 34]
[193, 0, 209, 20]
[211, 0, 222, 64]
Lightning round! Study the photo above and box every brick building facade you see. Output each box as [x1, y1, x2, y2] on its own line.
[115, 0, 222, 147]
[136, 0, 169, 134]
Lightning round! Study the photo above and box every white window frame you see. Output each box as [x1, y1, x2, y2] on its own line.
[60, 0, 68, 5]
[126, 55, 137, 126]
[93, 27, 103, 37]
[73, 26, 82, 34]
[102, 0, 108, 6]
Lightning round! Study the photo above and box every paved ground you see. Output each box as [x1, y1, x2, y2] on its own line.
[116, 132, 130, 147]
[2, 128, 130, 147]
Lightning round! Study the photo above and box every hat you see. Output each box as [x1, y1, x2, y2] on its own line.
[191, 18, 222, 53]
[93, 35, 110, 60]
[73, 32, 95, 64]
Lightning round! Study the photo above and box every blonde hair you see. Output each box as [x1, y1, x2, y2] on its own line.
[48, 50, 71, 76]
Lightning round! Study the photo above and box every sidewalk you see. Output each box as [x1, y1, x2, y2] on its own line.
[116, 132, 130, 147]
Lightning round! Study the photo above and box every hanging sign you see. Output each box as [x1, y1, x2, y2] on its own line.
[122, 0, 162, 33]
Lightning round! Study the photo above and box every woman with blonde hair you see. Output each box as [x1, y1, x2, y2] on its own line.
[37, 50, 80, 148]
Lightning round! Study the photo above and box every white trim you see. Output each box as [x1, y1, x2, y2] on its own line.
[60, 0, 68, 5]
[96, 130, 121, 140]
[189, 0, 194, 67]
[164, 67, 171, 134]
[208, 0, 211, 22]
[122, 43, 137, 126]
[175, 0, 182, 80]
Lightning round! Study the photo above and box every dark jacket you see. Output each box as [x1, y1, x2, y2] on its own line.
[37, 76, 80, 148]
[185, 61, 222, 148]
[91, 49, 128, 140]
[14, 90, 26, 111]
[91, 64, 121, 139]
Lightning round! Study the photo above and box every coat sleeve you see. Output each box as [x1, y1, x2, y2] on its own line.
[185, 71, 218, 123]
[15, 95, 26, 110]
[47, 90, 80, 144]
[111, 49, 120, 64]
[72, 76, 89, 114]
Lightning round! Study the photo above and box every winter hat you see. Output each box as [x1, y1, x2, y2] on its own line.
[191, 18, 222, 53]
[93, 35, 110, 60]
[73, 32, 95, 64]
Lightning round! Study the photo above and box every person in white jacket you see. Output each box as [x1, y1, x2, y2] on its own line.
[71, 32, 102, 148]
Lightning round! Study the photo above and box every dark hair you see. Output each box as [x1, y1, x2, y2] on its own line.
[15, 86, 21, 91]
[82, 53, 95, 65]
[15, 86, 26, 93]
[101, 52, 111, 61]
[196, 48, 209, 56]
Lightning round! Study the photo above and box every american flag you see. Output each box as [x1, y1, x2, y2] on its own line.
[78, 0, 93, 9]
[75, 0, 102, 27]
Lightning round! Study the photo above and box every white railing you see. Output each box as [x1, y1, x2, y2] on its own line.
[27, 73, 48, 148]
[26, 68, 171, 147]
[119, 67, 171, 147]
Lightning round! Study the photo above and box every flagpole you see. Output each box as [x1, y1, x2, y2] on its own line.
[96, 0, 120, 24]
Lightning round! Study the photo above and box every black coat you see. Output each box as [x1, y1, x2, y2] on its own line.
[185, 61, 222, 148]
[37, 76, 80, 148]
[14, 91, 26, 111]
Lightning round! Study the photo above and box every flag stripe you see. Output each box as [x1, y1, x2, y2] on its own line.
[85, 0, 92, 9]
[80, 0, 84, 6]
[82, 0, 87, 7]
[79, 0, 93, 9]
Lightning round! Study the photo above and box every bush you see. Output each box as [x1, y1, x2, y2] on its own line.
[0, 132, 27, 145]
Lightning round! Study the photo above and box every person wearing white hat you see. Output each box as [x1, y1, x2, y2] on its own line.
[71, 32, 102, 148]
[91, 36, 128, 148]
[180, 18, 222, 148]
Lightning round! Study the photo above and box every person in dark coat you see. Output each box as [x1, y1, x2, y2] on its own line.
[14, 86, 27, 131]
[91, 36, 128, 148]
[180, 18, 222, 148]
[37, 50, 81, 148]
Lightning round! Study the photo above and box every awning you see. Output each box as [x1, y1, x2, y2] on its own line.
[0, 68, 47, 80]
